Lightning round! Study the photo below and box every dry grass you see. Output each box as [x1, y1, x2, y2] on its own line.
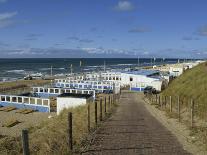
[0, 80, 51, 95]
[156, 62, 207, 149]
[0, 94, 117, 155]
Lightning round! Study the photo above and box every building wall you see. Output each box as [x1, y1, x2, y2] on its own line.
[57, 97, 87, 115]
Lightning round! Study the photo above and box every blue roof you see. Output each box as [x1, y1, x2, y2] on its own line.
[121, 70, 160, 76]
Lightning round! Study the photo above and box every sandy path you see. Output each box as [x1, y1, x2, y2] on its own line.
[82, 92, 191, 155]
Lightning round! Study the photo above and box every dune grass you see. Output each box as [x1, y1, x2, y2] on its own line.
[159, 62, 207, 149]
[0, 94, 116, 155]
[162, 62, 207, 120]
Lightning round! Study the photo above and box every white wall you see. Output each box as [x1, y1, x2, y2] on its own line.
[120, 73, 163, 91]
[57, 97, 87, 115]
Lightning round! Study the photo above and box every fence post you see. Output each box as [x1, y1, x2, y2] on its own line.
[100, 98, 102, 121]
[95, 101, 98, 125]
[104, 96, 107, 114]
[191, 99, 194, 128]
[111, 95, 113, 106]
[109, 96, 111, 109]
[68, 112, 73, 151]
[177, 96, 180, 122]
[160, 95, 163, 109]
[87, 103, 90, 132]
[22, 129, 30, 155]
[158, 95, 160, 106]
[156, 94, 158, 103]
[170, 96, 172, 112]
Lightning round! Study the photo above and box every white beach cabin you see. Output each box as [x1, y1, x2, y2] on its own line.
[56, 93, 93, 115]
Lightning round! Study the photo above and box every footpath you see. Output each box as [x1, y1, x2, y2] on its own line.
[82, 92, 191, 155]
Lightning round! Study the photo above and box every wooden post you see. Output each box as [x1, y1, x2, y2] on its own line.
[104, 96, 107, 114]
[68, 112, 73, 150]
[22, 129, 30, 155]
[109, 96, 111, 109]
[170, 96, 172, 112]
[87, 104, 90, 132]
[191, 99, 194, 128]
[95, 101, 97, 125]
[111, 95, 113, 106]
[100, 98, 102, 121]
[165, 96, 167, 108]
[160, 95, 163, 109]
[150, 95, 153, 104]
[158, 95, 160, 106]
[156, 94, 158, 103]
[177, 96, 180, 122]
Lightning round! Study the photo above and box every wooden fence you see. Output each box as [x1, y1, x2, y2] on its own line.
[21, 93, 120, 155]
[145, 94, 201, 128]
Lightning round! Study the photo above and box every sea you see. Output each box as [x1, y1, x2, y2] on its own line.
[0, 58, 185, 82]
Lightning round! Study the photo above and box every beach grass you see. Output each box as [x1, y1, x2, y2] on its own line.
[161, 62, 207, 148]
[0, 94, 115, 155]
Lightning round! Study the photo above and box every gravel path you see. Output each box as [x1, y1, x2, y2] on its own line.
[82, 92, 191, 155]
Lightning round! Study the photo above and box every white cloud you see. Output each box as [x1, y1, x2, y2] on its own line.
[114, 1, 135, 12]
[128, 27, 150, 33]
[0, 12, 17, 28]
[0, 12, 17, 20]
[0, 0, 7, 3]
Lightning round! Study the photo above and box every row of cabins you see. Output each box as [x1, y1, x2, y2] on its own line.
[66, 70, 165, 92]
[0, 78, 117, 114]
[151, 61, 205, 77]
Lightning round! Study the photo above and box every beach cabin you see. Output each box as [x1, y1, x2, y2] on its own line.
[56, 93, 93, 115]
[54, 79, 120, 94]
[32, 87, 96, 99]
[120, 70, 163, 91]
[0, 94, 50, 112]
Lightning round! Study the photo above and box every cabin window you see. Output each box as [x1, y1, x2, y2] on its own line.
[113, 77, 115, 80]
[130, 77, 133, 81]
[40, 88, 44, 92]
[30, 98, 35, 104]
[1, 96, 5, 101]
[50, 89, 54, 93]
[24, 98, 29, 103]
[34, 88, 38, 92]
[84, 91, 88, 94]
[12, 97, 17, 102]
[43, 100, 49, 106]
[116, 77, 119, 80]
[18, 97, 23, 103]
[77, 90, 82, 94]
[98, 86, 102, 89]
[44, 89, 48, 93]
[79, 85, 82, 88]
[109, 77, 111, 80]
[55, 89, 59, 93]
[72, 90, 76, 93]
[6, 96, 10, 102]
[37, 99, 42, 105]
[106, 77, 108, 80]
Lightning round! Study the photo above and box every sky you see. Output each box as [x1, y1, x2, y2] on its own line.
[0, 0, 207, 58]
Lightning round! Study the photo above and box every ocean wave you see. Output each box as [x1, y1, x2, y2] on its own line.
[110, 64, 135, 66]
[85, 65, 100, 68]
[40, 67, 65, 71]
[39, 68, 50, 71]
[6, 70, 26, 74]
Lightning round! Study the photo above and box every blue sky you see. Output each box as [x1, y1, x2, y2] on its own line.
[0, 0, 207, 58]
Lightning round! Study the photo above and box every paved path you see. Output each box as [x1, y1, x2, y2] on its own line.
[82, 92, 191, 155]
